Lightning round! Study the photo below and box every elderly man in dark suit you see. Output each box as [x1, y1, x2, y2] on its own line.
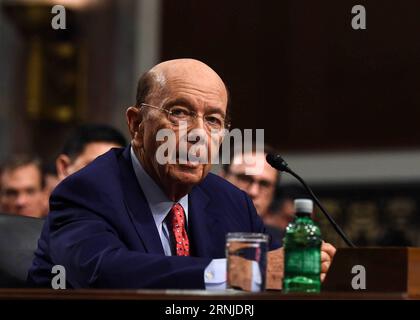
[28, 59, 335, 289]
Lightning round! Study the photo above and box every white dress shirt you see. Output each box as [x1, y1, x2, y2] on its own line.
[130, 147, 226, 289]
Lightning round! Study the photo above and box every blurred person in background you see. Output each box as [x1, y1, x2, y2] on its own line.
[221, 147, 278, 217]
[40, 124, 127, 213]
[55, 124, 127, 181]
[221, 146, 293, 242]
[43, 162, 60, 194]
[0, 155, 47, 218]
[41, 161, 60, 214]
[264, 186, 305, 232]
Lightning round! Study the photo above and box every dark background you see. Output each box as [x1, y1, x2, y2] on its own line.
[161, 0, 420, 152]
[1, 0, 420, 156]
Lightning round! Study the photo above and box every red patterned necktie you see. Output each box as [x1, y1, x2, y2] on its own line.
[169, 203, 190, 256]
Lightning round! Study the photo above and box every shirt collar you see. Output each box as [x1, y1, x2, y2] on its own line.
[130, 146, 188, 227]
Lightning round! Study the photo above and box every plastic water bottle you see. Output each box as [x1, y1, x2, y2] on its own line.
[283, 199, 322, 293]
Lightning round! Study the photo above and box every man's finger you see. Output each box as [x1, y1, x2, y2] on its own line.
[321, 242, 336, 259]
[321, 261, 331, 274]
[321, 251, 331, 263]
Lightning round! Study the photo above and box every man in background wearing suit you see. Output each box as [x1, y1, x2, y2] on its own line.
[28, 59, 335, 289]
[42, 124, 128, 214]
[0, 155, 47, 218]
[55, 124, 127, 182]
[221, 147, 288, 244]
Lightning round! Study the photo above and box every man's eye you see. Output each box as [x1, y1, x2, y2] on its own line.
[206, 115, 223, 126]
[259, 181, 272, 189]
[170, 107, 190, 117]
[4, 189, 18, 198]
[26, 188, 37, 195]
[237, 174, 253, 184]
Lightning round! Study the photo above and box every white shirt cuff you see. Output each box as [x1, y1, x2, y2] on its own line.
[204, 258, 227, 290]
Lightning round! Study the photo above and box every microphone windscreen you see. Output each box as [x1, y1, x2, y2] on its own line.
[266, 153, 288, 172]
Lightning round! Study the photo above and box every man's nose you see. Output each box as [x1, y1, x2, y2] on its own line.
[247, 181, 260, 198]
[187, 118, 208, 146]
[15, 193, 29, 208]
[192, 116, 206, 131]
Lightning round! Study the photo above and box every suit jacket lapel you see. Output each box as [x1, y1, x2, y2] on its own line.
[188, 185, 220, 258]
[118, 147, 164, 255]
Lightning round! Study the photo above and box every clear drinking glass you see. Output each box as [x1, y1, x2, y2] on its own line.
[226, 232, 269, 292]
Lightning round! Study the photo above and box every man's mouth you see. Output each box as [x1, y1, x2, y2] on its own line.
[176, 150, 207, 167]
[178, 163, 200, 169]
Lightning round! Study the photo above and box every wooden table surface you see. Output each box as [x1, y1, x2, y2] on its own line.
[0, 289, 418, 300]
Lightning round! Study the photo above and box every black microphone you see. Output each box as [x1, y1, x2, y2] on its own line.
[266, 153, 356, 248]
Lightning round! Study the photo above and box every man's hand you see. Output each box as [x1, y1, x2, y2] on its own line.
[320, 241, 336, 282]
[266, 242, 337, 290]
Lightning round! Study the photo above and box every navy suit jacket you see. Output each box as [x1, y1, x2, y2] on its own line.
[27, 147, 280, 289]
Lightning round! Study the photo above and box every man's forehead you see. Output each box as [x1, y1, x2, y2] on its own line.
[150, 60, 227, 103]
[232, 152, 265, 164]
[230, 152, 278, 179]
[163, 84, 227, 109]
[1, 165, 42, 185]
[3, 164, 40, 175]
[165, 74, 226, 97]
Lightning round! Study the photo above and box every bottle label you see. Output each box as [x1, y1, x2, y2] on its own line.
[285, 247, 321, 275]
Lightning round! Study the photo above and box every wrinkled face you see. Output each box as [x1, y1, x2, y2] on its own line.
[65, 142, 120, 177]
[224, 152, 278, 216]
[0, 164, 45, 217]
[130, 69, 228, 193]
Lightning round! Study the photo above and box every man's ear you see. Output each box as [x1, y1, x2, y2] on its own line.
[56, 155, 72, 181]
[126, 106, 144, 145]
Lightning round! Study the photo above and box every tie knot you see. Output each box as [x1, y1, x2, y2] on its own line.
[170, 203, 185, 227]
[172, 203, 183, 212]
